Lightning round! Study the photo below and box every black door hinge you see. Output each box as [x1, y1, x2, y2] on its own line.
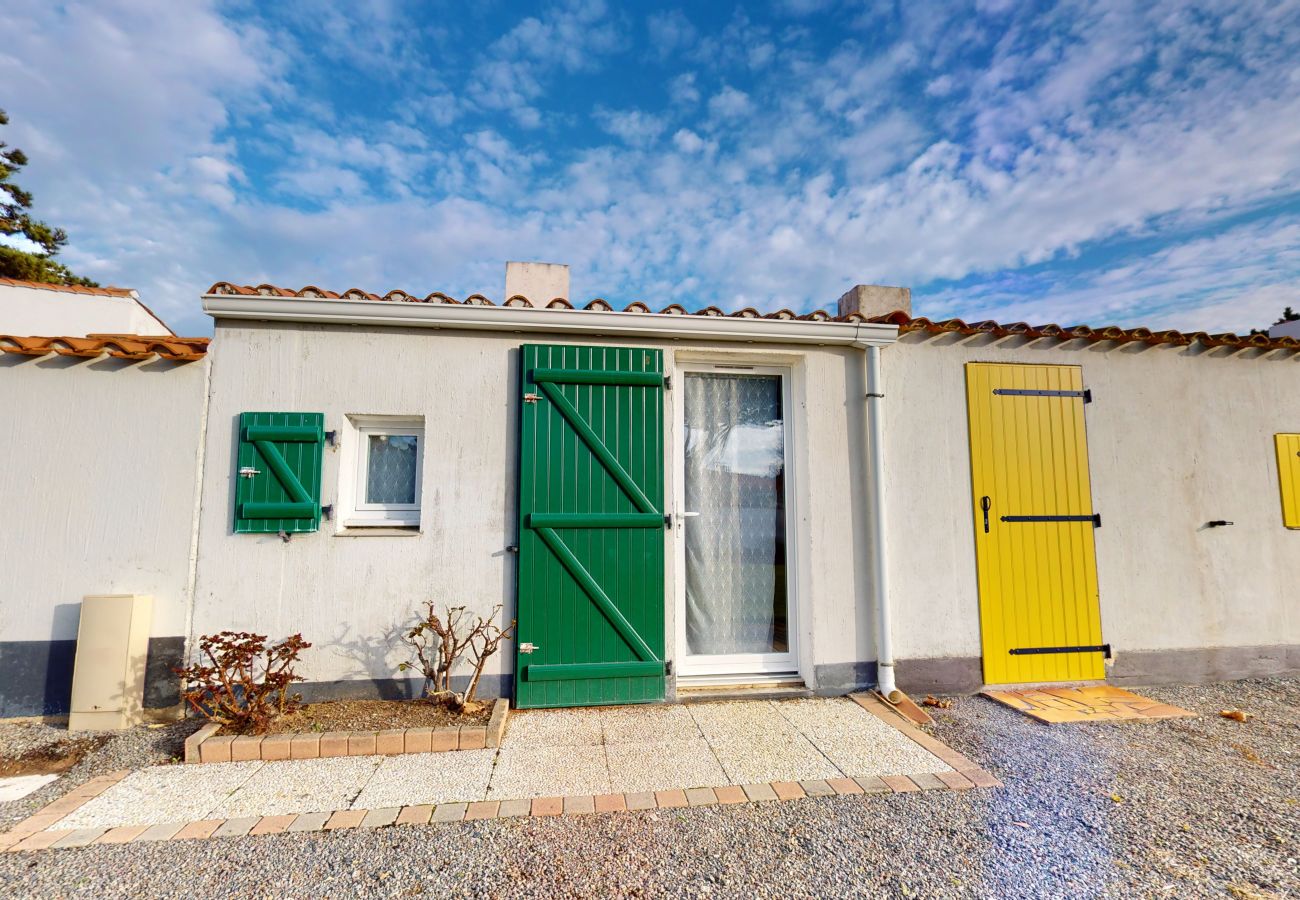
[993, 388, 1092, 403]
[1000, 513, 1101, 528]
[1010, 644, 1111, 658]
[664, 375, 672, 391]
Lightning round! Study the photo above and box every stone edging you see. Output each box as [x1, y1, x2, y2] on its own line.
[183, 698, 510, 763]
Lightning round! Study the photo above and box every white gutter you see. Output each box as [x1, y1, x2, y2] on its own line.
[858, 342, 900, 702]
[202, 294, 899, 347]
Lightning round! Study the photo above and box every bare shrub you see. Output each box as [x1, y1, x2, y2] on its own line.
[398, 602, 515, 710]
[174, 631, 311, 734]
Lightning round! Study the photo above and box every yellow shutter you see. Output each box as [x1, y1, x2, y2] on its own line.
[1277, 434, 1300, 529]
[966, 363, 1105, 685]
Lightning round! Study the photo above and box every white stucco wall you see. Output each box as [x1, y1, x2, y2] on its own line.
[0, 354, 208, 643]
[883, 332, 1300, 671]
[191, 316, 1299, 695]
[0, 283, 172, 336]
[191, 321, 874, 691]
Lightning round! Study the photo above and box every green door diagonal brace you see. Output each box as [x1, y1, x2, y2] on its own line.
[537, 380, 656, 514]
[534, 526, 658, 663]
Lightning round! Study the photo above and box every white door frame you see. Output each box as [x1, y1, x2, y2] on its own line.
[671, 360, 801, 681]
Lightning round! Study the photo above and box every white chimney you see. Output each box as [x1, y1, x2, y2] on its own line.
[836, 284, 911, 319]
[505, 261, 570, 306]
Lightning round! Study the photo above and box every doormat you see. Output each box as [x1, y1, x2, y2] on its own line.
[981, 686, 1195, 724]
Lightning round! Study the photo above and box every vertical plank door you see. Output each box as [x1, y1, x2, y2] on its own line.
[515, 345, 667, 708]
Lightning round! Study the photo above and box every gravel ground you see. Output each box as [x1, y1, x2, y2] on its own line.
[1, 677, 1296, 899]
[0, 718, 200, 831]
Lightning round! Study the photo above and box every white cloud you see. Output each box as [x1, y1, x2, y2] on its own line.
[646, 9, 697, 58]
[669, 72, 701, 105]
[672, 129, 716, 156]
[594, 109, 667, 145]
[708, 86, 752, 120]
[922, 217, 1300, 334]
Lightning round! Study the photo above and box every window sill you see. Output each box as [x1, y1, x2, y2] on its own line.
[334, 524, 422, 537]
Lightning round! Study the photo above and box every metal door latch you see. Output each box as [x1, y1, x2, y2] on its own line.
[239, 467, 262, 478]
[519, 642, 539, 654]
[523, 393, 541, 404]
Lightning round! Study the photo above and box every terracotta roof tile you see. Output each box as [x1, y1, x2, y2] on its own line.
[867, 312, 1300, 353]
[0, 334, 209, 362]
[0, 277, 135, 297]
[205, 282, 1300, 355]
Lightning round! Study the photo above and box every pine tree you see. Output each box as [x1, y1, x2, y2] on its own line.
[1275, 306, 1299, 325]
[0, 108, 97, 286]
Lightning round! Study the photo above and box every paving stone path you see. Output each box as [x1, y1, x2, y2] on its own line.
[3, 695, 999, 850]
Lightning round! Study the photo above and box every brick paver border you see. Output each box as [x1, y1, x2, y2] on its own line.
[3, 692, 1002, 852]
[183, 698, 510, 763]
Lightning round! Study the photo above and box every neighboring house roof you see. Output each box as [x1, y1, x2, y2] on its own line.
[872, 310, 1300, 353]
[207, 282, 1300, 355]
[0, 276, 136, 297]
[0, 334, 209, 362]
[0, 276, 176, 336]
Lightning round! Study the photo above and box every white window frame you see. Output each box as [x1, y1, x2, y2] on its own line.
[343, 416, 424, 527]
[671, 361, 801, 682]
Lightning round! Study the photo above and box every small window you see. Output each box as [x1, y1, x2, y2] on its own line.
[344, 417, 424, 526]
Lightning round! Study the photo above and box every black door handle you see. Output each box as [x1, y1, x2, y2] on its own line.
[980, 496, 991, 533]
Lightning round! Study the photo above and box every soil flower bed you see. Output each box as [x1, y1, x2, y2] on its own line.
[184, 697, 510, 764]
[216, 699, 491, 736]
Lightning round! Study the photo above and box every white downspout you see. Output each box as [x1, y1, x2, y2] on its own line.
[864, 344, 900, 702]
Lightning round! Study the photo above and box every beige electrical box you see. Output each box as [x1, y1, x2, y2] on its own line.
[68, 594, 153, 731]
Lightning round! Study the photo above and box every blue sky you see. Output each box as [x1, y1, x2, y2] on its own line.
[3, 0, 1299, 335]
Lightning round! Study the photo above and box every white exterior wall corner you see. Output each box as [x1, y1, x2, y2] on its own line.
[882, 332, 1300, 686]
[190, 320, 881, 694]
[0, 353, 208, 716]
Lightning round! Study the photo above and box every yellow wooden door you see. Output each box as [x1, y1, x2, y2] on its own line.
[966, 363, 1105, 684]
[1277, 434, 1300, 529]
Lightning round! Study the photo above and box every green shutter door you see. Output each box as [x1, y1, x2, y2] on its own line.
[515, 345, 666, 708]
[234, 412, 325, 533]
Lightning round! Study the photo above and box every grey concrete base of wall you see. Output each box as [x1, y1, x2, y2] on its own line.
[897, 644, 1300, 694]
[897, 657, 985, 695]
[0, 636, 185, 719]
[1109, 645, 1300, 686]
[812, 661, 877, 696]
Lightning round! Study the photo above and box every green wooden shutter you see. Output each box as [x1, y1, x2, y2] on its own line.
[515, 345, 666, 709]
[234, 412, 325, 534]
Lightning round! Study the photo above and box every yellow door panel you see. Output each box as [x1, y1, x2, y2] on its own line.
[1277, 434, 1300, 528]
[966, 363, 1105, 684]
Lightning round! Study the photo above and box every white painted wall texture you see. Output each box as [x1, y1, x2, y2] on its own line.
[882, 332, 1300, 680]
[0, 354, 208, 643]
[191, 322, 874, 693]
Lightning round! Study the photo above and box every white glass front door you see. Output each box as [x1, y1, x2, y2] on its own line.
[677, 368, 796, 678]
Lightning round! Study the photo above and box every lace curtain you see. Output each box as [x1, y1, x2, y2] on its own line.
[366, 435, 419, 504]
[683, 374, 788, 656]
